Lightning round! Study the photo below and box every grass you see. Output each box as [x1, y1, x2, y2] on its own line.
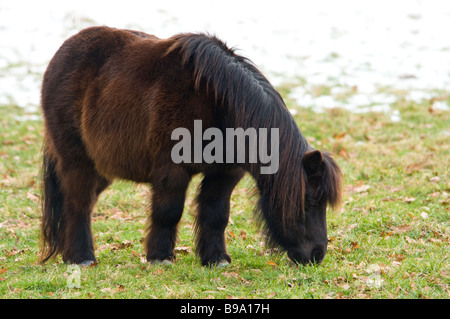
[0, 85, 449, 299]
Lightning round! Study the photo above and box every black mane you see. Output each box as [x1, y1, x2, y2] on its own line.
[167, 33, 310, 234]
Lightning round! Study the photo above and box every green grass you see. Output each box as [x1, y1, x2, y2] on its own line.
[0, 86, 449, 299]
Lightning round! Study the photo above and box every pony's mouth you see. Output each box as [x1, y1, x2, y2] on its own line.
[287, 246, 326, 266]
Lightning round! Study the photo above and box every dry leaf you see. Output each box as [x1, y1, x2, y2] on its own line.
[118, 240, 133, 249]
[163, 284, 172, 292]
[354, 184, 370, 193]
[174, 246, 191, 255]
[116, 284, 125, 292]
[391, 225, 411, 234]
[110, 240, 133, 251]
[341, 283, 350, 290]
[429, 176, 440, 183]
[350, 241, 359, 250]
[267, 261, 277, 268]
[267, 292, 277, 298]
[403, 197, 416, 203]
[339, 148, 350, 159]
[5, 248, 24, 256]
[393, 254, 405, 262]
[98, 243, 112, 251]
[0, 219, 29, 229]
[26, 192, 39, 203]
[405, 236, 416, 243]
[108, 208, 132, 220]
[420, 211, 429, 219]
[428, 191, 440, 198]
[222, 271, 246, 282]
[333, 131, 347, 140]
[222, 271, 237, 278]
[379, 230, 394, 238]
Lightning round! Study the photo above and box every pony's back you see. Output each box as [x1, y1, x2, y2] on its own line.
[42, 27, 202, 182]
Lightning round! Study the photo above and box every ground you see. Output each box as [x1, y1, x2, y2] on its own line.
[0, 90, 448, 298]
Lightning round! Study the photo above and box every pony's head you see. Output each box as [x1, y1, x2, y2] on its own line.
[287, 150, 342, 265]
[260, 149, 342, 266]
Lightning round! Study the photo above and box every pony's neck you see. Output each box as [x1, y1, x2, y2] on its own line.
[249, 112, 308, 235]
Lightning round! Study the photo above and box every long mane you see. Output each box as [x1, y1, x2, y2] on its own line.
[165, 33, 341, 245]
[165, 33, 288, 128]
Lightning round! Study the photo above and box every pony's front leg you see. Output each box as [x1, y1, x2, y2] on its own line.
[146, 173, 190, 264]
[195, 169, 244, 266]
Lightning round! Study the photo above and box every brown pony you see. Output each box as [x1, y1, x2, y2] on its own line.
[40, 26, 342, 266]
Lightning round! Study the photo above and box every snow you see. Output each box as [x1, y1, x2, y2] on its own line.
[1, 0, 449, 118]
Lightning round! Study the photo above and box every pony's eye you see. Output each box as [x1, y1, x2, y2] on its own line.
[305, 198, 319, 208]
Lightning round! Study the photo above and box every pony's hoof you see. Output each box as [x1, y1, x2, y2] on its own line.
[151, 259, 173, 266]
[202, 254, 232, 267]
[205, 260, 230, 268]
[217, 261, 230, 268]
[79, 260, 96, 267]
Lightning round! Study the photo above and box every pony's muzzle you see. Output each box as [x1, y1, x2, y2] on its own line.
[288, 245, 327, 266]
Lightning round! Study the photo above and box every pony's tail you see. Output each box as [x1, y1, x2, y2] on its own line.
[40, 149, 64, 263]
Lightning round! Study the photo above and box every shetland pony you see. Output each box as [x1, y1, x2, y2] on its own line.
[40, 27, 342, 266]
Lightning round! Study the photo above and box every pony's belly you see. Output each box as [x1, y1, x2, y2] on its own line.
[95, 156, 152, 183]
[83, 136, 152, 183]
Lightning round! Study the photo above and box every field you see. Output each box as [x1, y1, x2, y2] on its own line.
[0, 83, 448, 299]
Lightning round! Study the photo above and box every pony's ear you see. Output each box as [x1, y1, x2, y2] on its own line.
[302, 150, 324, 176]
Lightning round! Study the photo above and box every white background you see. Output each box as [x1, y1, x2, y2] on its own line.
[1, 0, 449, 116]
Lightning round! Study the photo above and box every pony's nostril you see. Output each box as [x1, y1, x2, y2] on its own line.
[311, 248, 324, 263]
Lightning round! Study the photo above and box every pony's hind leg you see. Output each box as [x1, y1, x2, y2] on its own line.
[58, 162, 110, 265]
[195, 169, 244, 266]
[146, 169, 191, 263]
[42, 151, 110, 265]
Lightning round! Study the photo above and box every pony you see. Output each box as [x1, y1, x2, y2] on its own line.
[40, 26, 342, 267]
